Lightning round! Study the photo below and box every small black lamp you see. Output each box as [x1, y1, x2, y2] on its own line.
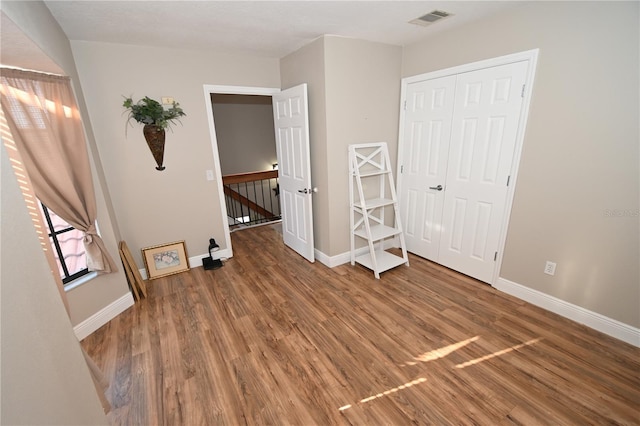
[202, 238, 223, 270]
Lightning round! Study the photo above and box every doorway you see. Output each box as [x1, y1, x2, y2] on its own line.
[211, 93, 281, 230]
[203, 84, 315, 263]
[204, 85, 280, 259]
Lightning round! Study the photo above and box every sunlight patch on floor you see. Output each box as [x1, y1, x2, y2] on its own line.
[401, 336, 480, 366]
[455, 338, 542, 369]
[338, 377, 427, 411]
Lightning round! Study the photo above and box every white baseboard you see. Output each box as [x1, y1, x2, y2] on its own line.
[138, 248, 232, 280]
[315, 240, 399, 268]
[495, 277, 640, 347]
[315, 246, 369, 268]
[73, 292, 135, 340]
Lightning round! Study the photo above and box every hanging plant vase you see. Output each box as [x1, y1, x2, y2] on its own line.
[123, 96, 185, 171]
[143, 124, 166, 171]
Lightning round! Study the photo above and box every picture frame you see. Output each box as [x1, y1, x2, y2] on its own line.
[141, 240, 190, 280]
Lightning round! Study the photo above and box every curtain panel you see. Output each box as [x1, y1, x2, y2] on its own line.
[0, 67, 116, 273]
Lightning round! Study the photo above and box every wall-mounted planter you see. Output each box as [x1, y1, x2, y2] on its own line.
[143, 124, 166, 171]
[123, 96, 185, 171]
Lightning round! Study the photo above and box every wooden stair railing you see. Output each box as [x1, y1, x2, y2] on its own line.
[222, 170, 279, 223]
[222, 170, 278, 185]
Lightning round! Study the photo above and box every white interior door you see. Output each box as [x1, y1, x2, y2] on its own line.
[272, 84, 315, 262]
[399, 76, 456, 259]
[398, 59, 531, 284]
[438, 61, 528, 282]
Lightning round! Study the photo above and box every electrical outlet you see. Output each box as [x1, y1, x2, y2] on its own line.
[544, 261, 557, 276]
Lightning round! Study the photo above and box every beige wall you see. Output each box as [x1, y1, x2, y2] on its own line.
[1, 143, 107, 424]
[70, 41, 280, 267]
[324, 37, 402, 256]
[0, 3, 130, 325]
[211, 94, 277, 175]
[280, 37, 330, 253]
[281, 36, 402, 257]
[403, 1, 639, 327]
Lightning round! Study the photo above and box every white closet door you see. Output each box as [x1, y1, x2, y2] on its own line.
[438, 61, 529, 282]
[399, 76, 456, 260]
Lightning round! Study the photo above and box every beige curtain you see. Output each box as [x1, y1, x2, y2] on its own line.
[1, 67, 112, 413]
[0, 67, 116, 273]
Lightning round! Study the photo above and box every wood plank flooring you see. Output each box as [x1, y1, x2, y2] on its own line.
[82, 224, 640, 425]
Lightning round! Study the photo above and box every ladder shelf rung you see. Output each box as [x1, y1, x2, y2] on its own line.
[354, 224, 401, 241]
[353, 170, 391, 177]
[355, 250, 407, 274]
[353, 198, 395, 210]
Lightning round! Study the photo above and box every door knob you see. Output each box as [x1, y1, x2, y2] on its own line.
[298, 188, 308, 194]
[429, 185, 443, 191]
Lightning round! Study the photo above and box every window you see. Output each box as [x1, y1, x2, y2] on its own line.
[2, 68, 117, 277]
[39, 202, 89, 284]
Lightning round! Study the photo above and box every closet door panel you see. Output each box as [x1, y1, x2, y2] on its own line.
[439, 61, 529, 282]
[399, 76, 456, 260]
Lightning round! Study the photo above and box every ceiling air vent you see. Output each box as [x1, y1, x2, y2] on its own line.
[409, 10, 453, 27]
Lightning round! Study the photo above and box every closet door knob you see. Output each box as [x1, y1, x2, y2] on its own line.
[429, 185, 443, 191]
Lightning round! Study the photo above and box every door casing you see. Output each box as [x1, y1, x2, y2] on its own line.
[396, 49, 539, 286]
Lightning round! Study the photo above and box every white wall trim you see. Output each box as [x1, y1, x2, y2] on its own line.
[402, 49, 540, 84]
[313, 249, 333, 267]
[495, 277, 640, 348]
[188, 248, 232, 268]
[205, 85, 281, 96]
[315, 239, 399, 269]
[73, 292, 135, 340]
[315, 247, 367, 268]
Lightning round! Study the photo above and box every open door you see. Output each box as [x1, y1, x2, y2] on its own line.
[272, 84, 315, 262]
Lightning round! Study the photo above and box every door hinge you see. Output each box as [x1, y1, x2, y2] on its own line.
[403, 100, 407, 110]
[401, 165, 404, 173]
[521, 84, 525, 98]
[494, 252, 498, 261]
[506, 175, 511, 186]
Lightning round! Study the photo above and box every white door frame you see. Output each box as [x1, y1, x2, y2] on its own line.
[397, 49, 539, 286]
[203, 85, 280, 259]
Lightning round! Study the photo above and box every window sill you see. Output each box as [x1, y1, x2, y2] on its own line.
[64, 271, 98, 292]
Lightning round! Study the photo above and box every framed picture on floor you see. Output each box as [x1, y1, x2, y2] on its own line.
[141, 240, 190, 280]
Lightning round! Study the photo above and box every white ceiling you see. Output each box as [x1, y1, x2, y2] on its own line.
[44, 1, 523, 57]
[2, 1, 524, 73]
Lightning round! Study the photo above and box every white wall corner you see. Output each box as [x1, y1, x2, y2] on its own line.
[495, 277, 640, 348]
[73, 292, 135, 340]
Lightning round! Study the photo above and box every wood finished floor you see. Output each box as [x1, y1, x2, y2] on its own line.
[83, 224, 640, 425]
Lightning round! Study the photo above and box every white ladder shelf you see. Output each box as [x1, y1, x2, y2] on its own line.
[349, 142, 409, 279]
